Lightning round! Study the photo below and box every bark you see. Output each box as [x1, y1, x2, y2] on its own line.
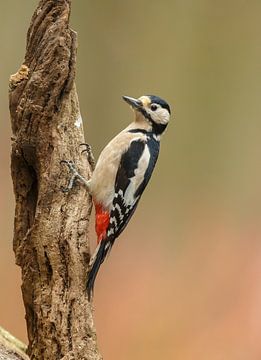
[9, 1, 102, 359]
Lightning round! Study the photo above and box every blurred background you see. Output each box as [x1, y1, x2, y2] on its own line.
[1, 1, 261, 359]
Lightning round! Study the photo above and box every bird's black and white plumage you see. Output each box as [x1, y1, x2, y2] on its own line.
[86, 95, 171, 299]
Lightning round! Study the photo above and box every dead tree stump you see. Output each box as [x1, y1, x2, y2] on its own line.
[9, 1, 102, 359]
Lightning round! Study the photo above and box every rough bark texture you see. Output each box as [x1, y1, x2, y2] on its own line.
[9, 1, 102, 359]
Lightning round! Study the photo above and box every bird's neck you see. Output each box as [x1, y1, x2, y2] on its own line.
[126, 120, 161, 141]
[128, 112, 152, 132]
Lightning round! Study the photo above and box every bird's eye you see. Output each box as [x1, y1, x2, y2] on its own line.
[150, 104, 158, 111]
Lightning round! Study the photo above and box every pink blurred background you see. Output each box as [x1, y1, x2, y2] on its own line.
[1, 1, 261, 359]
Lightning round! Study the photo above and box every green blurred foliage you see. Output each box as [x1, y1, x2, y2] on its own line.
[1, 1, 261, 359]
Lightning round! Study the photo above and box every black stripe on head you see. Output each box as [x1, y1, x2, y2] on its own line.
[138, 107, 168, 135]
[150, 120, 167, 135]
[147, 95, 171, 114]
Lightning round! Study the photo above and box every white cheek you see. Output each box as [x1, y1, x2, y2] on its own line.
[149, 108, 170, 124]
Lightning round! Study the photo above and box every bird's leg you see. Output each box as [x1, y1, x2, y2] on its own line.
[80, 143, 95, 172]
[60, 160, 90, 192]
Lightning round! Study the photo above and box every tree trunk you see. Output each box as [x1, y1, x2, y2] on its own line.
[9, 1, 102, 359]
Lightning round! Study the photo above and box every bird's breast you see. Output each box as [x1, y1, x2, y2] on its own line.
[90, 130, 147, 210]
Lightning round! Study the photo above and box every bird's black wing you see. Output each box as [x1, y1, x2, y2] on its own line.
[106, 136, 160, 244]
[87, 136, 160, 298]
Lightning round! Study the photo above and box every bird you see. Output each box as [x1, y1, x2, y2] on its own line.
[61, 95, 171, 299]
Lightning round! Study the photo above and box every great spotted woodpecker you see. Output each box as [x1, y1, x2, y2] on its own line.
[62, 95, 171, 299]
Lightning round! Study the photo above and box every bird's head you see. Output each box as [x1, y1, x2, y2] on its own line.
[122, 95, 171, 135]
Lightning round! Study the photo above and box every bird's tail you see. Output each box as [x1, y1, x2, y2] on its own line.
[87, 240, 110, 300]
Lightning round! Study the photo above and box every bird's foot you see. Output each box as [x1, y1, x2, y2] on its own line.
[60, 160, 90, 192]
[80, 143, 95, 171]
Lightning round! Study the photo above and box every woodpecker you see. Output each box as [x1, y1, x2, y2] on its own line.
[62, 95, 171, 299]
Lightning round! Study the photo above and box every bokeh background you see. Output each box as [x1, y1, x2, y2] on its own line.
[1, 1, 261, 359]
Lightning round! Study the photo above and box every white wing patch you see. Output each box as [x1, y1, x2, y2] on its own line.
[107, 228, 115, 237]
[115, 203, 124, 220]
[123, 144, 151, 206]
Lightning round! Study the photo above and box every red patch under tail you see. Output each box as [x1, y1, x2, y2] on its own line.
[95, 203, 110, 243]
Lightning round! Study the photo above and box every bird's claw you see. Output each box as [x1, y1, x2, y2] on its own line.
[60, 185, 70, 193]
[60, 160, 80, 192]
[79, 143, 91, 155]
[79, 143, 95, 171]
[60, 160, 77, 173]
[60, 159, 91, 192]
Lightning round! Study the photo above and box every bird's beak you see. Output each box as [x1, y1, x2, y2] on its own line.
[122, 96, 143, 110]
